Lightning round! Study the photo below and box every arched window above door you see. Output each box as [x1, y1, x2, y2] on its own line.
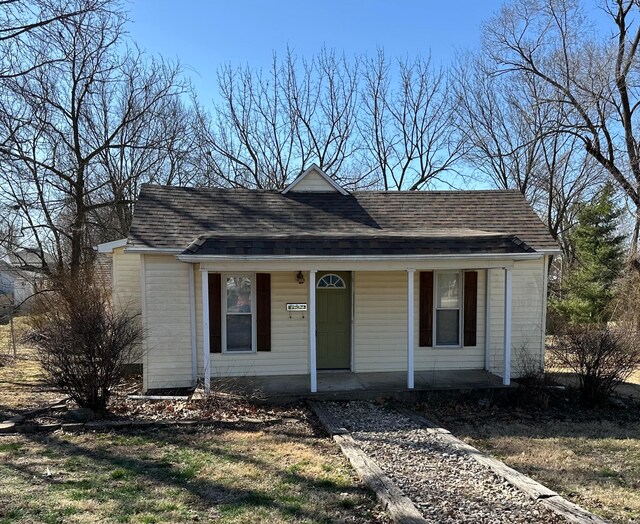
[317, 274, 346, 289]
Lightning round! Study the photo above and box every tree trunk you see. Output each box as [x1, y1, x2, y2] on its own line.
[630, 205, 639, 268]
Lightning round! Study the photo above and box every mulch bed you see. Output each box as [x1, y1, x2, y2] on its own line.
[2, 375, 321, 435]
[415, 386, 640, 429]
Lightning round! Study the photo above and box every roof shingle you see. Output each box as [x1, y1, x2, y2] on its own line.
[127, 185, 559, 255]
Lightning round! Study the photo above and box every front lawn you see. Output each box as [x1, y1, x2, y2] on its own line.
[0, 422, 387, 524]
[0, 327, 387, 524]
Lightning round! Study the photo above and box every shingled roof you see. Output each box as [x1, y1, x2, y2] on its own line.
[127, 185, 559, 256]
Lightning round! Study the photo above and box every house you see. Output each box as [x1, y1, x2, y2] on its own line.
[0, 248, 50, 313]
[97, 165, 560, 393]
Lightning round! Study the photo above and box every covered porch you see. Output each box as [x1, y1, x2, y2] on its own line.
[206, 369, 508, 401]
[186, 258, 530, 395]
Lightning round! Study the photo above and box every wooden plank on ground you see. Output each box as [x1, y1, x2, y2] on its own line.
[397, 405, 610, 524]
[541, 496, 610, 524]
[334, 434, 427, 524]
[307, 400, 348, 435]
[309, 402, 427, 524]
[0, 422, 16, 433]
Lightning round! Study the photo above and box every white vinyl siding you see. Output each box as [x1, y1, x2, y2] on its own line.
[111, 248, 142, 364]
[143, 255, 193, 389]
[487, 259, 545, 378]
[130, 257, 546, 386]
[352, 271, 487, 373]
[353, 271, 407, 372]
[289, 170, 338, 192]
[111, 248, 141, 315]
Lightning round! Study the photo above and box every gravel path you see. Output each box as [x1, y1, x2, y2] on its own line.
[323, 401, 566, 524]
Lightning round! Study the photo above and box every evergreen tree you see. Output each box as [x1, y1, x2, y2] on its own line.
[556, 184, 625, 323]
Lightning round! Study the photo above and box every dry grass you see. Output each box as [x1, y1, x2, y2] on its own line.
[0, 325, 388, 524]
[431, 408, 640, 524]
[0, 325, 65, 417]
[0, 423, 387, 523]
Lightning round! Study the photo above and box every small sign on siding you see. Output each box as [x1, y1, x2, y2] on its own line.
[286, 303, 308, 312]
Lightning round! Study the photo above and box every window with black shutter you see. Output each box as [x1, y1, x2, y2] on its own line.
[420, 270, 478, 348]
[210, 272, 271, 353]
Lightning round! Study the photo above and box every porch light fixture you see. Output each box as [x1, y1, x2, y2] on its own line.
[296, 271, 305, 284]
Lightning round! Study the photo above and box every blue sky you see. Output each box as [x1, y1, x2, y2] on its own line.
[127, 1, 507, 102]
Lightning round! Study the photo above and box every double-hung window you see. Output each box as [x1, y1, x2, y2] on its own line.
[419, 270, 477, 348]
[435, 271, 461, 346]
[223, 274, 255, 352]
[207, 272, 271, 354]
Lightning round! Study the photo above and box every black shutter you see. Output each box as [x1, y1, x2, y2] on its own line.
[463, 271, 478, 347]
[256, 273, 271, 351]
[209, 273, 222, 353]
[419, 271, 433, 347]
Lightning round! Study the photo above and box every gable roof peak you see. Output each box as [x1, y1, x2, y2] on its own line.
[282, 164, 349, 195]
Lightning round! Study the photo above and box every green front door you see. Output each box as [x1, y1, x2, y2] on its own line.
[316, 272, 351, 369]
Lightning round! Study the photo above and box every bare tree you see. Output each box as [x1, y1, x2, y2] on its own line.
[360, 50, 461, 190]
[202, 48, 363, 190]
[484, 0, 640, 258]
[29, 266, 143, 412]
[454, 54, 605, 255]
[0, 0, 113, 78]
[288, 48, 360, 182]
[93, 96, 203, 240]
[203, 57, 297, 189]
[0, 0, 190, 271]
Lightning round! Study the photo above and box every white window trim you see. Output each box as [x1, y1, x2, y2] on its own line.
[221, 272, 257, 354]
[433, 270, 464, 349]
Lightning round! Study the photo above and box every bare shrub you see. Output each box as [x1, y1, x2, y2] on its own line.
[514, 350, 556, 410]
[28, 267, 142, 413]
[549, 323, 640, 406]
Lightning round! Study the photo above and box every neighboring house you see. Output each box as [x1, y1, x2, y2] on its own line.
[0, 260, 36, 310]
[98, 165, 560, 393]
[0, 248, 54, 312]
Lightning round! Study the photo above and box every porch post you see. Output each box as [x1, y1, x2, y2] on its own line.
[503, 267, 512, 386]
[189, 264, 197, 386]
[484, 269, 491, 371]
[406, 269, 415, 389]
[309, 269, 317, 393]
[201, 269, 211, 395]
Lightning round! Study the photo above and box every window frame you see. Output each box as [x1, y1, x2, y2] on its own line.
[432, 270, 463, 348]
[221, 272, 257, 354]
[317, 273, 347, 289]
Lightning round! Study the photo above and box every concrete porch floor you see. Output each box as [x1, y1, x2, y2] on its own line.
[211, 369, 508, 401]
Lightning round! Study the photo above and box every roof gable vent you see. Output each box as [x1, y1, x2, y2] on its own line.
[281, 164, 348, 195]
